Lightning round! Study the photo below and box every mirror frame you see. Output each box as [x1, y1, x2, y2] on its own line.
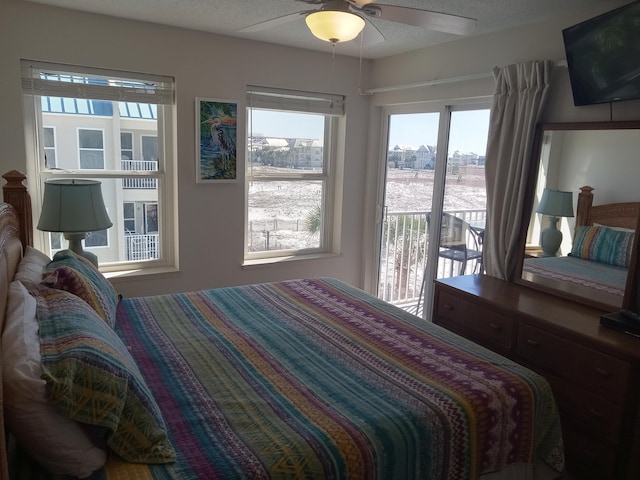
[514, 120, 640, 312]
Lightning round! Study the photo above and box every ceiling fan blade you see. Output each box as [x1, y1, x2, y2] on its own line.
[361, 4, 476, 36]
[239, 10, 311, 33]
[361, 18, 385, 45]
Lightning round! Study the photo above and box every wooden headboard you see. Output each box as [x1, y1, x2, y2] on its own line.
[0, 170, 33, 480]
[0, 213, 24, 480]
[1, 171, 32, 248]
[576, 185, 640, 230]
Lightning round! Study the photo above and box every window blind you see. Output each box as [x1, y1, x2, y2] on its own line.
[247, 85, 344, 116]
[21, 60, 174, 105]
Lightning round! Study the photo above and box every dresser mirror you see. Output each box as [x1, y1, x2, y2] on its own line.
[515, 121, 640, 311]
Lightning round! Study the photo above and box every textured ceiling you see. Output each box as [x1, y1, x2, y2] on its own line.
[25, 0, 632, 59]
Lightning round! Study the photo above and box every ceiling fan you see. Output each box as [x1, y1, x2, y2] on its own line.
[240, 0, 477, 45]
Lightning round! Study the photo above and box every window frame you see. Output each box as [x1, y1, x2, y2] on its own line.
[21, 60, 177, 274]
[244, 86, 343, 263]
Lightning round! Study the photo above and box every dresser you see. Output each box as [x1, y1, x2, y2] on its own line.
[433, 274, 640, 480]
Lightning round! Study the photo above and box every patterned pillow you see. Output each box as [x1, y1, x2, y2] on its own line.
[570, 225, 635, 268]
[42, 249, 119, 328]
[3, 281, 107, 477]
[28, 283, 176, 464]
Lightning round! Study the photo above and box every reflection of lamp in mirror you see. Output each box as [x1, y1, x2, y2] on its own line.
[536, 188, 574, 257]
[37, 179, 112, 267]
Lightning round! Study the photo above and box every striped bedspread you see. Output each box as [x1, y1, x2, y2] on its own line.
[103, 278, 564, 480]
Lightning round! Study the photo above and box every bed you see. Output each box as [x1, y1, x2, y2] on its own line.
[522, 185, 640, 307]
[0, 170, 565, 480]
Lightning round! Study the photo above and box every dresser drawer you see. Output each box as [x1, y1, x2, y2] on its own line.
[435, 290, 473, 331]
[548, 375, 623, 442]
[469, 305, 513, 349]
[563, 423, 618, 480]
[435, 290, 514, 350]
[517, 323, 630, 402]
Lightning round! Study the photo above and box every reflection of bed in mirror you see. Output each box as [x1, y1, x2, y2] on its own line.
[522, 185, 639, 310]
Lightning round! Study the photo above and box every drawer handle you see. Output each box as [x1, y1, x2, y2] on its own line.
[589, 408, 603, 419]
[595, 367, 610, 377]
[526, 338, 539, 347]
[489, 322, 502, 331]
[443, 303, 454, 311]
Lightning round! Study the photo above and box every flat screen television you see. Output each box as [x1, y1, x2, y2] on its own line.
[562, 1, 640, 106]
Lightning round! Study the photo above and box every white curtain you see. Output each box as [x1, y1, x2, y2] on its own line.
[484, 61, 554, 281]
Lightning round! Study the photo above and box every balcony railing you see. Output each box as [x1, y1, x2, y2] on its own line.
[379, 209, 486, 314]
[125, 234, 159, 261]
[121, 160, 158, 189]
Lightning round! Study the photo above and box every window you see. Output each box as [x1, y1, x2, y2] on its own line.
[85, 229, 108, 247]
[78, 129, 105, 169]
[121, 132, 133, 161]
[245, 86, 343, 261]
[123, 202, 135, 233]
[142, 135, 158, 161]
[43, 127, 56, 168]
[144, 204, 158, 233]
[50, 232, 63, 250]
[375, 103, 491, 317]
[22, 60, 176, 272]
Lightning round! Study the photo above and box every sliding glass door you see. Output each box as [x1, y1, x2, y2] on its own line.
[376, 104, 490, 318]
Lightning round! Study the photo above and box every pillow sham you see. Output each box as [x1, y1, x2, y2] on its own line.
[570, 224, 635, 268]
[2, 281, 107, 478]
[42, 249, 119, 328]
[593, 222, 635, 233]
[14, 246, 51, 284]
[28, 283, 175, 464]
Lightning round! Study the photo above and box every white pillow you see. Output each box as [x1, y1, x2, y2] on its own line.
[14, 246, 51, 284]
[2, 281, 107, 478]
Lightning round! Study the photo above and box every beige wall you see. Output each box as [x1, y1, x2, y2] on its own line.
[0, 0, 370, 297]
[2, 0, 639, 298]
[359, 0, 640, 292]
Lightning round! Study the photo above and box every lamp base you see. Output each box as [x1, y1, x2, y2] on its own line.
[540, 217, 563, 257]
[64, 232, 99, 267]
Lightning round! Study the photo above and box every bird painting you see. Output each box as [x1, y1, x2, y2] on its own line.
[198, 100, 237, 181]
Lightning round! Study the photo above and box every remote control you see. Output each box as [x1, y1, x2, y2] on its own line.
[620, 309, 640, 324]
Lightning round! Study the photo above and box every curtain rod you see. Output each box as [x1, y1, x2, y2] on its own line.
[362, 60, 567, 95]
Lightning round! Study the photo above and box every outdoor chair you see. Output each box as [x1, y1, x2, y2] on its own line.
[415, 212, 483, 315]
[426, 212, 483, 276]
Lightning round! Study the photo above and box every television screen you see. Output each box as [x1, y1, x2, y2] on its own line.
[563, 1, 640, 106]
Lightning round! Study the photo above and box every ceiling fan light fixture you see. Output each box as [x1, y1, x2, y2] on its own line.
[305, 10, 365, 44]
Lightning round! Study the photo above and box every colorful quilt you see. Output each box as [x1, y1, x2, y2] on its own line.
[100, 278, 564, 480]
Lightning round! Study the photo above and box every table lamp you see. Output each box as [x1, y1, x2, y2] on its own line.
[536, 188, 574, 257]
[37, 179, 112, 266]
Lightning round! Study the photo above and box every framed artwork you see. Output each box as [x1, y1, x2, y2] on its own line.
[196, 98, 238, 182]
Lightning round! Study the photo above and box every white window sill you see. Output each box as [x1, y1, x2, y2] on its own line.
[242, 252, 342, 268]
[103, 266, 180, 281]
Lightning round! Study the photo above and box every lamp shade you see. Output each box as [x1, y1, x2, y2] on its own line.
[536, 189, 574, 218]
[37, 179, 112, 233]
[305, 10, 365, 44]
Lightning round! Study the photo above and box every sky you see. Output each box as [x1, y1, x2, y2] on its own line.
[388, 110, 490, 155]
[250, 111, 324, 139]
[251, 108, 490, 155]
